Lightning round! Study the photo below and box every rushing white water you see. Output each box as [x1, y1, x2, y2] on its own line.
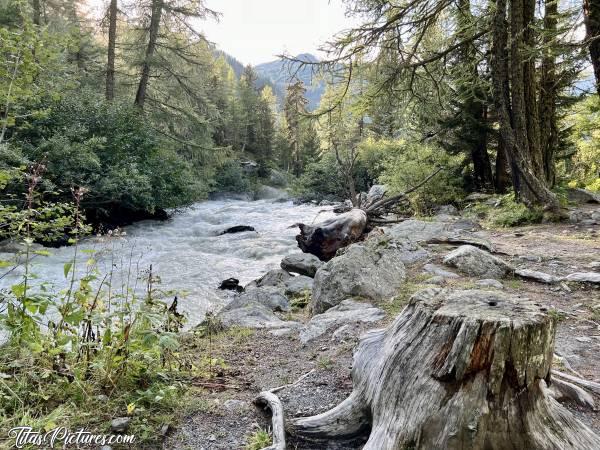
[0, 199, 334, 327]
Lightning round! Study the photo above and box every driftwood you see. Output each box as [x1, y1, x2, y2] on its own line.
[274, 288, 600, 449]
[253, 391, 286, 450]
[296, 168, 443, 260]
[296, 209, 367, 261]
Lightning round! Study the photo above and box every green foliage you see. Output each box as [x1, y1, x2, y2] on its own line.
[292, 151, 347, 201]
[246, 428, 272, 450]
[376, 139, 465, 213]
[563, 96, 600, 191]
[489, 202, 543, 227]
[9, 93, 203, 216]
[465, 194, 544, 227]
[0, 192, 191, 445]
[213, 160, 254, 193]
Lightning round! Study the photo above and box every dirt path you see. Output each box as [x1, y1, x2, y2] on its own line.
[163, 216, 600, 450]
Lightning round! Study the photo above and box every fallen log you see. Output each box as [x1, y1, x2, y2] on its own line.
[296, 168, 443, 260]
[281, 288, 600, 449]
[296, 209, 367, 261]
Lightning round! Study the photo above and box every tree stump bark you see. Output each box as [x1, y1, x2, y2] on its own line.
[296, 209, 367, 261]
[290, 288, 600, 449]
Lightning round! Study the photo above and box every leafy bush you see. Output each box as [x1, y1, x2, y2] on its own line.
[292, 149, 377, 202]
[489, 201, 543, 227]
[464, 194, 543, 227]
[562, 96, 600, 190]
[7, 93, 204, 222]
[292, 151, 347, 201]
[213, 160, 254, 193]
[376, 139, 465, 213]
[0, 190, 190, 445]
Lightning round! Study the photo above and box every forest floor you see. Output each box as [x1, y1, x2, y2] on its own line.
[163, 207, 600, 450]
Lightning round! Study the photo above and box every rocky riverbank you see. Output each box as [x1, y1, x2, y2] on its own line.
[164, 199, 600, 450]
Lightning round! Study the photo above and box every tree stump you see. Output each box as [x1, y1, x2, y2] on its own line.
[290, 288, 600, 449]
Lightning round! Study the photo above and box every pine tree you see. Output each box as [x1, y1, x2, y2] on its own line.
[284, 80, 308, 175]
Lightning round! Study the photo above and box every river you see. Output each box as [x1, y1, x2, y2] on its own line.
[0, 199, 334, 327]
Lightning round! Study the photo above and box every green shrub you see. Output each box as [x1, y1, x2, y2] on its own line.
[376, 139, 465, 213]
[291, 143, 383, 202]
[562, 96, 600, 189]
[0, 194, 190, 445]
[246, 429, 272, 450]
[468, 194, 544, 227]
[7, 92, 204, 219]
[213, 160, 253, 193]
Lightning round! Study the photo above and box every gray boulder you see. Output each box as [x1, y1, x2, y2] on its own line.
[564, 272, 600, 284]
[366, 184, 387, 205]
[426, 276, 448, 286]
[567, 188, 600, 204]
[246, 269, 292, 290]
[218, 303, 298, 330]
[311, 241, 406, 314]
[386, 220, 453, 243]
[300, 299, 385, 344]
[366, 234, 430, 265]
[284, 275, 313, 297]
[111, 417, 131, 433]
[515, 268, 560, 284]
[434, 204, 459, 216]
[475, 279, 504, 290]
[423, 263, 460, 279]
[443, 245, 512, 279]
[281, 253, 323, 277]
[222, 286, 290, 313]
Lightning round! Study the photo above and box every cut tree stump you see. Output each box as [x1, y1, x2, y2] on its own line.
[296, 209, 367, 261]
[288, 288, 600, 449]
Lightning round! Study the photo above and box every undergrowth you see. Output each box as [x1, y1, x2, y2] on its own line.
[0, 164, 219, 447]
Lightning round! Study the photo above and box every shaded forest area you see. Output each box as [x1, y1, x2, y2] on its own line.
[1, 0, 600, 448]
[1, 0, 599, 239]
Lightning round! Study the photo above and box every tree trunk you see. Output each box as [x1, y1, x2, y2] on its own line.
[32, 0, 41, 25]
[135, 0, 163, 109]
[490, 0, 561, 211]
[539, 0, 558, 186]
[523, 0, 543, 177]
[584, 0, 600, 97]
[495, 134, 511, 192]
[296, 209, 367, 261]
[470, 103, 493, 190]
[289, 288, 600, 449]
[458, 0, 494, 191]
[105, 0, 118, 101]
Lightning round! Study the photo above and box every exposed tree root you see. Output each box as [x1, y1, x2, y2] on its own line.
[267, 288, 600, 449]
[253, 391, 286, 450]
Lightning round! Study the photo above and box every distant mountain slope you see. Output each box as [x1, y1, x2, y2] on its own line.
[255, 53, 325, 111]
[213, 50, 285, 103]
[213, 51, 325, 110]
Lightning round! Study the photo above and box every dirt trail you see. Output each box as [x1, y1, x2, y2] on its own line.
[164, 216, 600, 450]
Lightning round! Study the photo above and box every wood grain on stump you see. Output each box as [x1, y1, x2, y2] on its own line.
[290, 288, 600, 450]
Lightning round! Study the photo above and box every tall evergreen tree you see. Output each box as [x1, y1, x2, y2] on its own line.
[284, 80, 308, 175]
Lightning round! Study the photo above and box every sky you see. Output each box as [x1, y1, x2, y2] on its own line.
[85, 0, 355, 66]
